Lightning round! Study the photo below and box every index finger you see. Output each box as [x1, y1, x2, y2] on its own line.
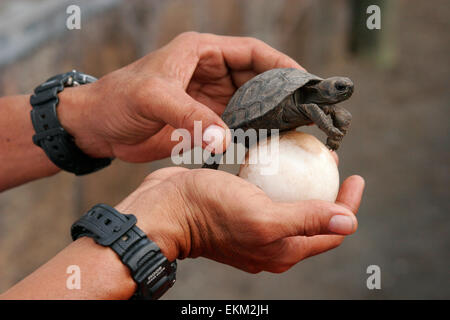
[201, 34, 305, 86]
[216, 35, 304, 72]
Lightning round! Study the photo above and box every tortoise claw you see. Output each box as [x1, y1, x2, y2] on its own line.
[326, 137, 341, 150]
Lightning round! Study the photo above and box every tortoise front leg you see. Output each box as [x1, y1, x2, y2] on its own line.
[300, 103, 344, 148]
[325, 105, 352, 150]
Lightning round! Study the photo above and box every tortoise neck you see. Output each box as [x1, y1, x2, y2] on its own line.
[300, 84, 330, 105]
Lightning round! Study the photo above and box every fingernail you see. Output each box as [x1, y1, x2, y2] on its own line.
[203, 125, 225, 152]
[328, 215, 355, 234]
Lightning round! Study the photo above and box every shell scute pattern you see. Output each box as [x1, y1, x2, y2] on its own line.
[222, 68, 322, 129]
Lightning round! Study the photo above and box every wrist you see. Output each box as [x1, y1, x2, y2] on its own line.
[57, 84, 113, 158]
[114, 187, 188, 262]
[115, 206, 181, 262]
[71, 203, 178, 299]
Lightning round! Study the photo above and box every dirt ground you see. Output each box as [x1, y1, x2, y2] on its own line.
[0, 0, 448, 299]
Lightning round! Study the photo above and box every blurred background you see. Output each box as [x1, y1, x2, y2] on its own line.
[0, 0, 448, 299]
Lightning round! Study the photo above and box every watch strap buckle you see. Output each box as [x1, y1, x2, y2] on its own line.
[71, 204, 138, 246]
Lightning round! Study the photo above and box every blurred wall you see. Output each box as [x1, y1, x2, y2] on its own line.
[0, 0, 448, 299]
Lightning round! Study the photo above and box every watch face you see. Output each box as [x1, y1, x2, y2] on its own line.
[70, 71, 98, 85]
[135, 258, 177, 300]
[78, 73, 98, 84]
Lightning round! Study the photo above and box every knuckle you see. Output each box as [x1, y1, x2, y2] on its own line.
[143, 168, 168, 182]
[243, 36, 265, 46]
[180, 106, 199, 130]
[176, 31, 200, 42]
[302, 212, 324, 236]
[143, 167, 189, 183]
[143, 172, 155, 182]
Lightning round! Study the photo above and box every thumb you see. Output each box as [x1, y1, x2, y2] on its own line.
[269, 200, 358, 237]
[151, 86, 231, 153]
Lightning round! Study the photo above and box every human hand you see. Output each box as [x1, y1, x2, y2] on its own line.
[116, 164, 364, 273]
[0, 153, 363, 300]
[58, 32, 304, 162]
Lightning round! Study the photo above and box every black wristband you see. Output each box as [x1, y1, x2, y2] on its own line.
[30, 70, 113, 175]
[71, 204, 177, 300]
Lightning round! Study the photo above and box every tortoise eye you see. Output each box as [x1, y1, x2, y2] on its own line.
[334, 82, 347, 91]
[335, 83, 347, 91]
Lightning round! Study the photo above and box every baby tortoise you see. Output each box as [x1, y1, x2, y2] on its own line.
[203, 68, 354, 169]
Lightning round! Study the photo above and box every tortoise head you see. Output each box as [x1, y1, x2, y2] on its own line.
[303, 76, 354, 104]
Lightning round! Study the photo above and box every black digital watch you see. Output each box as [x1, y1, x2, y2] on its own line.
[30, 70, 113, 175]
[71, 204, 177, 300]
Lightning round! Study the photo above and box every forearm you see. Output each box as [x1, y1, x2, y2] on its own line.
[0, 237, 136, 300]
[0, 87, 96, 191]
[0, 194, 181, 299]
[0, 94, 60, 191]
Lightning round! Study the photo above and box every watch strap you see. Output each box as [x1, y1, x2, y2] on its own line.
[71, 204, 177, 300]
[30, 71, 112, 175]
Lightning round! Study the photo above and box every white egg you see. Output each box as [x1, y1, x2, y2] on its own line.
[238, 131, 339, 202]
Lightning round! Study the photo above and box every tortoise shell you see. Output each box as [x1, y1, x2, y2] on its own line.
[222, 68, 322, 129]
